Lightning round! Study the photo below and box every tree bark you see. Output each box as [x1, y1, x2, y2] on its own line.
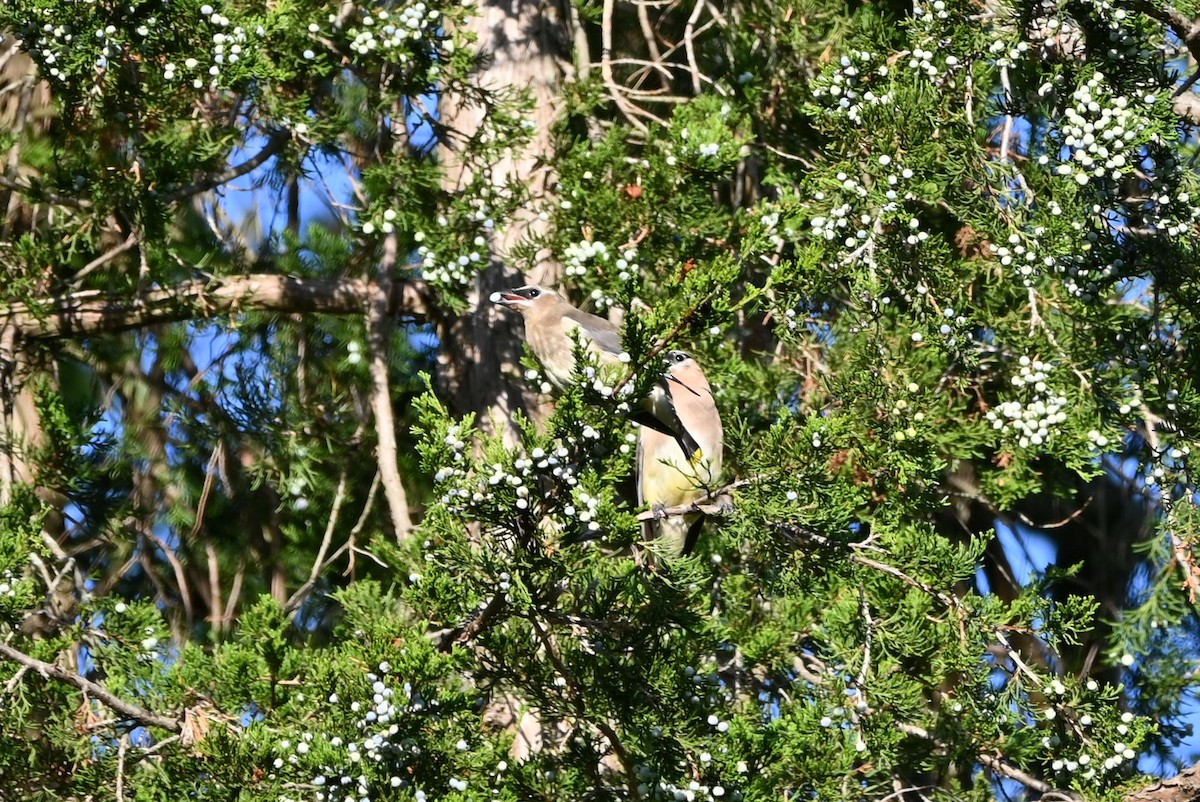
[1127, 764, 1200, 802]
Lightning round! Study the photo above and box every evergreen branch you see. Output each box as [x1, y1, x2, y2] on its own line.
[896, 723, 1064, 797]
[436, 591, 508, 652]
[778, 523, 959, 606]
[782, 523, 1069, 723]
[3, 275, 432, 340]
[0, 174, 92, 209]
[0, 641, 182, 733]
[778, 522, 970, 644]
[162, 130, 291, 202]
[527, 615, 640, 799]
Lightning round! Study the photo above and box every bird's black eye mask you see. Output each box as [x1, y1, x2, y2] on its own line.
[665, 373, 702, 396]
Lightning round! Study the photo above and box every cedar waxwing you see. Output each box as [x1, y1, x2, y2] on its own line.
[637, 350, 723, 557]
[490, 285, 624, 391]
[492, 285, 702, 459]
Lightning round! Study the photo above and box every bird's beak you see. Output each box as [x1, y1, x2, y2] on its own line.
[489, 290, 525, 306]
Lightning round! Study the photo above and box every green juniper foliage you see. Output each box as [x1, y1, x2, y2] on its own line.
[1, 0, 1200, 796]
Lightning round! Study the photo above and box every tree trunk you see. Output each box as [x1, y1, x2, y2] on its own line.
[435, 0, 576, 760]
[0, 37, 53, 510]
[435, 0, 572, 441]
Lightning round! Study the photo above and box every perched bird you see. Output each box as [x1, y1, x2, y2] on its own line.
[492, 284, 702, 457]
[638, 350, 723, 558]
[489, 285, 623, 391]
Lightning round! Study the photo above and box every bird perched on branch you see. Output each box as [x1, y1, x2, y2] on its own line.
[491, 285, 704, 460]
[638, 350, 723, 558]
[489, 285, 623, 390]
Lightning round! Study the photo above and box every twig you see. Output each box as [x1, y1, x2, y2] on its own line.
[601, 0, 651, 133]
[897, 723, 1062, 795]
[0, 641, 182, 733]
[778, 523, 967, 643]
[528, 616, 640, 798]
[144, 528, 195, 630]
[344, 471, 383, 578]
[857, 589, 874, 709]
[1174, 65, 1200, 99]
[163, 130, 290, 202]
[116, 734, 129, 802]
[70, 232, 142, 286]
[284, 469, 350, 612]
[3, 665, 28, 695]
[284, 469, 381, 609]
[202, 466, 224, 625]
[138, 733, 181, 756]
[311, 468, 349, 582]
[439, 591, 507, 652]
[999, 66, 1014, 164]
[222, 556, 246, 633]
[880, 786, 937, 802]
[633, 3, 666, 93]
[632, 477, 755, 521]
[1133, 1, 1200, 61]
[28, 551, 55, 590]
[683, 0, 707, 95]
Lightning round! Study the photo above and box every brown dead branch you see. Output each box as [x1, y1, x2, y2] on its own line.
[3, 274, 432, 340]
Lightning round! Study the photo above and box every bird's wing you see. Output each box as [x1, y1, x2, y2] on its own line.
[638, 426, 702, 554]
[655, 374, 704, 463]
[562, 308, 623, 355]
[666, 361, 725, 470]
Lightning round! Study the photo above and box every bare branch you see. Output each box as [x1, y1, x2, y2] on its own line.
[632, 477, 756, 521]
[600, 0, 653, 133]
[285, 470, 381, 614]
[284, 469, 349, 613]
[70, 232, 142, 286]
[683, 0, 706, 95]
[0, 641, 182, 733]
[368, 232, 415, 541]
[116, 734, 129, 802]
[3, 274, 432, 340]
